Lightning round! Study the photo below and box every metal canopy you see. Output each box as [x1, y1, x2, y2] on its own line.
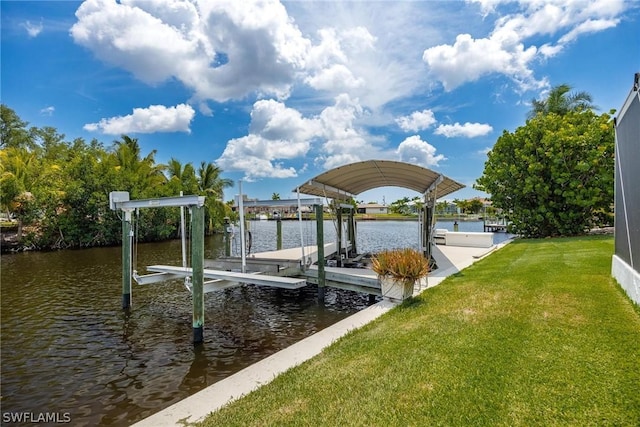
[294, 160, 465, 200]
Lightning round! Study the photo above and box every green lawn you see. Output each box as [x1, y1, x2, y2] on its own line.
[200, 236, 640, 426]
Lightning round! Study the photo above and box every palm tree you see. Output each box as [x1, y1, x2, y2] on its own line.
[166, 157, 197, 194]
[196, 162, 233, 233]
[197, 162, 233, 199]
[271, 193, 280, 200]
[528, 84, 594, 119]
[112, 135, 166, 196]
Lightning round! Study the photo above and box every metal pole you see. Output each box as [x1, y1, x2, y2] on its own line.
[180, 191, 187, 268]
[191, 205, 205, 344]
[238, 181, 246, 273]
[336, 207, 343, 267]
[315, 204, 325, 302]
[296, 188, 306, 268]
[122, 209, 132, 309]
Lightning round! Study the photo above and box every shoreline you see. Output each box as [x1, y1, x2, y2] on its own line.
[132, 240, 514, 426]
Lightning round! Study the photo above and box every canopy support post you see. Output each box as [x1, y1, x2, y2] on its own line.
[315, 203, 326, 302]
[347, 207, 356, 255]
[336, 207, 343, 267]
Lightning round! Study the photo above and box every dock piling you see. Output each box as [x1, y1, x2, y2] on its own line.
[223, 217, 231, 257]
[191, 205, 205, 344]
[276, 217, 282, 250]
[122, 209, 132, 309]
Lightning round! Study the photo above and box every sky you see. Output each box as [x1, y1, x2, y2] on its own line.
[2, 0, 639, 204]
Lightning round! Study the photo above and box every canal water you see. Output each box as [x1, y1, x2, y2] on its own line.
[1, 220, 503, 426]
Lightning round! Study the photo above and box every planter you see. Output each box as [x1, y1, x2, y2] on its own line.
[380, 276, 414, 302]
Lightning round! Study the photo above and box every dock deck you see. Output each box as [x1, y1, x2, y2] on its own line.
[483, 223, 509, 232]
[139, 241, 502, 297]
[250, 242, 338, 264]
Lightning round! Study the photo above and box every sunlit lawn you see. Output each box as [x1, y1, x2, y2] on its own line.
[200, 236, 640, 426]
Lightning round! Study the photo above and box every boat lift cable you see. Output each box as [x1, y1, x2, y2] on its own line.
[184, 207, 192, 291]
[296, 188, 307, 268]
[239, 180, 247, 273]
[133, 208, 139, 279]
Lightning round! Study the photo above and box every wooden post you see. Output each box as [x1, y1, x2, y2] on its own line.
[347, 208, 356, 255]
[223, 217, 231, 256]
[122, 210, 132, 309]
[422, 204, 430, 259]
[276, 217, 282, 250]
[315, 204, 325, 302]
[424, 198, 437, 270]
[191, 205, 205, 344]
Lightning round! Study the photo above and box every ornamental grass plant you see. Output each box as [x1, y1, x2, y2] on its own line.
[371, 248, 430, 284]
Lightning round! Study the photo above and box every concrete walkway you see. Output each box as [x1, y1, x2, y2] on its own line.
[132, 239, 513, 427]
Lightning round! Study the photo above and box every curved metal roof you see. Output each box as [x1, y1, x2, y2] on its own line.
[294, 160, 465, 200]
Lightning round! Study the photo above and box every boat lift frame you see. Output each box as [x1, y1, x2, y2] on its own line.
[109, 191, 207, 344]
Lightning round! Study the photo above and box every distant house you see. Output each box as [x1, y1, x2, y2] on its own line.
[357, 203, 388, 214]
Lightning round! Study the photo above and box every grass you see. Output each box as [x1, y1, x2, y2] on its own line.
[199, 236, 640, 426]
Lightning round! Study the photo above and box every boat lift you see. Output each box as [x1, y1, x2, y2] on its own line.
[109, 191, 307, 344]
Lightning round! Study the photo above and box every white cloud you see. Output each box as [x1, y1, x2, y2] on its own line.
[425, 0, 627, 91]
[435, 122, 493, 138]
[217, 94, 377, 178]
[558, 18, 619, 44]
[317, 94, 372, 169]
[396, 110, 437, 132]
[249, 99, 321, 142]
[305, 64, 365, 92]
[396, 135, 446, 167]
[23, 20, 43, 38]
[216, 99, 321, 180]
[40, 106, 55, 116]
[215, 135, 300, 180]
[71, 0, 310, 103]
[478, 146, 492, 155]
[69, 1, 447, 111]
[83, 104, 195, 134]
[423, 33, 540, 92]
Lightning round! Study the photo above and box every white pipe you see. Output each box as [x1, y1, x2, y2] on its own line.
[125, 209, 133, 307]
[238, 180, 246, 273]
[296, 188, 306, 267]
[180, 191, 187, 269]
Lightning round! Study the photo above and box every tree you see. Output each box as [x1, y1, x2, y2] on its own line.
[166, 157, 198, 195]
[1, 105, 35, 149]
[197, 161, 233, 233]
[468, 198, 484, 214]
[453, 198, 469, 214]
[389, 197, 410, 215]
[475, 109, 614, 237]
[271, 193, 280, 200]
[528, 84, 594, 119]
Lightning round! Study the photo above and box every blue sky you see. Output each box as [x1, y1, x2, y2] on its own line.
[2, 0, 639, 204]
